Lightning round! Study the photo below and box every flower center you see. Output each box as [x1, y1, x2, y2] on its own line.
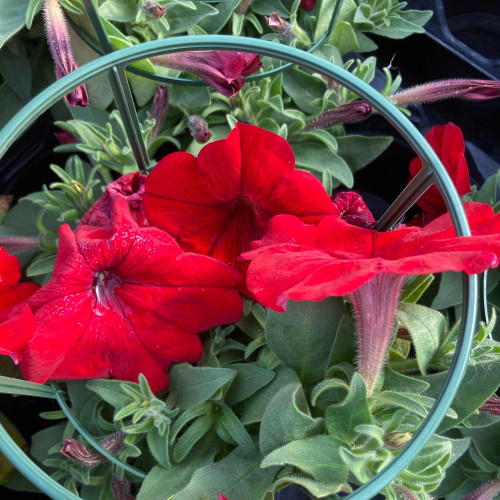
[93, 270, 122, 315]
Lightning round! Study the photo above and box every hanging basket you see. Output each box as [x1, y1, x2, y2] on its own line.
[0, 8, 479, 500]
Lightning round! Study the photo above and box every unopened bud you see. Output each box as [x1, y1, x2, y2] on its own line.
[151, 85, 169, 140]
[60, 432, 124, 466]
[188, 115, 212, 143]
[384, 431, 412, 450]
[142, 0, 166, 19]
[462, 479, 500, 500]
[266, 12, 296, 43]
[235, 0, 253, 15]
[110, 476, 135, 500]
[0, 195, 13, 214]
[391, 79, 500, 107]
[304, 101, 372, 131]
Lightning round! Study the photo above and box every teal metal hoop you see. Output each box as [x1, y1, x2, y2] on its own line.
[0, 36, 478, 500]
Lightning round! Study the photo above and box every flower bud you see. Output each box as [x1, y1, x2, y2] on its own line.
[463, 479, 500, 500]
[304, 101, 372, 130]
[151, 85, 169, 140]
[188, 115, 212, 143]
[235, 0, 253, 15]
[391, 79, 500, 107]
[142, 0, 166, 19]
[43, 0, 88, 107]
[110, 476, 135, 500]
[383, 431, 412, 450]
[266, 12, 296, 43]
[60, 432, 124, 467]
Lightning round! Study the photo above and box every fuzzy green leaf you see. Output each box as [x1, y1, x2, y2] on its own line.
[265, 298, 345, 385]
[224, 363, 275, 406]
[259, 382, 324, 456]
[169, 364, 234, 410]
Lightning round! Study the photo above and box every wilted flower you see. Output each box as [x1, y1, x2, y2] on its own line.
[151, 51, 262, 97]
[330, 191, 375, 228]
[43, 0, 88, 107]
[392, 79, 500, 107]
[266, 12, 296, 42]
[304, 102, 373, 130]
[110, 476, 135, 500]
[142, 0, 166, 19]
[187, 115, 212, 143]
[79, 171, 148, 228]
[462, 479, 500, 500]
[60, 432, 124, 466]
[235, 0, 253, 15]
[294, 0, 316, 11]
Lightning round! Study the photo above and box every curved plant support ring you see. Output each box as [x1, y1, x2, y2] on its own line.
[0, 36, 478, 500]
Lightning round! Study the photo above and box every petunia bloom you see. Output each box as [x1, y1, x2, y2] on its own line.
[143, 123, 336, 287]
[151, 51, 262, 98]
[15, 198, 242, 392]
[44, 0, 89, 107]
[408, 123, 471, 225]
[242, 202, 500, 393]
[0, 247, 40, 363]
[79, 171, 148, 228]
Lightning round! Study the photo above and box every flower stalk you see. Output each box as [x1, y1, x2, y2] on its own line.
[60, 432, 125, 466]
[348, 273, 407, 395]
[463, 479, 500, 500]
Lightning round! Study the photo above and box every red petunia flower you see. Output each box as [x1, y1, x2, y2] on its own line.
[330, 191, 375, 228]
[0, 246, 40, 363]
[80, 171, 148, 228]
[295, 0, 316, 11]
[16, 198, 242, 392]
[151, 51, 262, 98]
[143, 123, 335, 286]
[242, 202, 500, 393]
[408, 123, 471, 225]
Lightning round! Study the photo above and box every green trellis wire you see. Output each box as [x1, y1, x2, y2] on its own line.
[0, 35, 478, 500]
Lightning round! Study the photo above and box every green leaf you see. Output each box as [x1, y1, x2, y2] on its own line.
[335, 135, 393, 173]
[400, 274, 434, 303]
[86, 378, 134, 407]
[25, 0, 43, 29]
[259, 382, 324, 456]
[174, 447, 275, 500]
[0, 39, 31, 102]
[219, 405, 254, 451]
[26, 254, 56, 277]
[328, 21, 359, 54]
[432, 272, 463, 309]
[382, 368, 429, 394]
[295, 143, 354, 188]
[325, 373, 372, 443]
[173, 414, 214, 463]
[329, 314, 356, 367]
[265, 298, 345, 385]
[339, 447, 376, 483]
[396, 303, 445, 375]
[261, 435, 348, 484]
[224, 363, 275, 406]
[0, 376, 55, 399]
[159, 2, 218, 35]
[273, 474, 350, 498]
[99, 0, 137, 22]
[137, 431, 219, 500]
[0, 0, 31, 49]
[237, 366, 300, 425]
[198, 0, 239, 33]
[282, 68, 325, 114]
[169, 364, 234, 409]
[422, 361, 500, 432]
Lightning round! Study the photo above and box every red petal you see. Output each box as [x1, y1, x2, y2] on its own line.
[0, 246, 21, 290]
[0, 304, 36, 363]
